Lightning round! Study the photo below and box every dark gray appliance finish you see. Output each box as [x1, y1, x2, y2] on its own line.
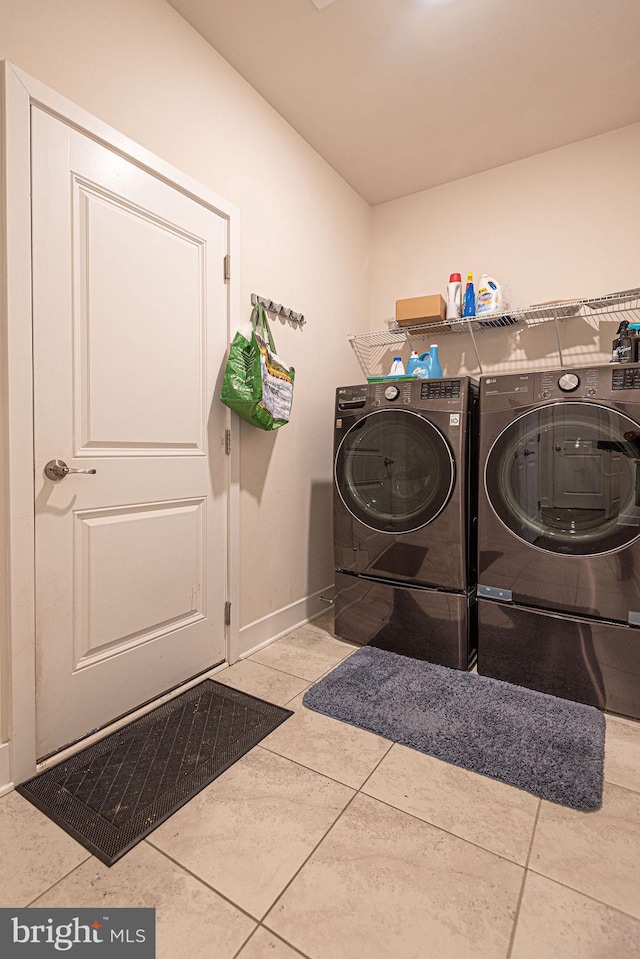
[477, 363, 640, 718]
[334, 377, 478, 592]
[478, 599, 640, 720]
[334, 571, 476, 670]
[333, 377, 478, 669]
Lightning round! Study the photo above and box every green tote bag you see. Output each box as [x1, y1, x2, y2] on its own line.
[221, 302, 295, 431]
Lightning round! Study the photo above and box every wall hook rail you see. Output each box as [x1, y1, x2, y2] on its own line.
[251, 294, 305, 326]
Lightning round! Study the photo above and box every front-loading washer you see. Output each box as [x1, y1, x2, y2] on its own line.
[477, 364, 640, 718]
[333, 376, 478, 668]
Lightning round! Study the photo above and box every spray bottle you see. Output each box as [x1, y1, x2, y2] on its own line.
[463, 273, 475, 318]
[611, 320, 635, 364]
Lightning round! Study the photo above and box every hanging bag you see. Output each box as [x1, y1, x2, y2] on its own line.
[221, 302, 295, 430]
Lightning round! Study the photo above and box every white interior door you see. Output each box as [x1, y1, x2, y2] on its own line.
[32, 107, 229, 758]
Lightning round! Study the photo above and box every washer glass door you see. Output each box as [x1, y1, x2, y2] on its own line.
[335, 409, 455, 533]
[485, 402, 640, 554]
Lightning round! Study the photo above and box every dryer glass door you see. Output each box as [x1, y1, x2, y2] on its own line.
[335, 409, 455, 533]
[485, 402, 640, 554]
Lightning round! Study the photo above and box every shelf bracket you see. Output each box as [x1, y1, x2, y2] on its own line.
[466, 325, 483, 375]
[552, 310, 565, 368]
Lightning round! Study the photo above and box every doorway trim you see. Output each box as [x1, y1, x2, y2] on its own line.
[0, 61, 240, 788]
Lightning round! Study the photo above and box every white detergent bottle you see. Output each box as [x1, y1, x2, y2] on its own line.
[476, 275, 503, 315]
[446, 273, 462, 321]
[389, 356, 405, 376]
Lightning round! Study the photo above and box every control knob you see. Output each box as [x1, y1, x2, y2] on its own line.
[384, 385, 400, 401]
[558, 373, 580, 392]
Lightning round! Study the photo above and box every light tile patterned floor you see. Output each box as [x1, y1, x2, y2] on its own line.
[2, 612, 640, 958]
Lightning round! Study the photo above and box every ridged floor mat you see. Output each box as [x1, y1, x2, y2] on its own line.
[17, 680, 292, 865]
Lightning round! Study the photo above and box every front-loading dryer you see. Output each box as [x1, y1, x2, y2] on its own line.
[333, 376, 478, 669]
[477, 364, 640, 718]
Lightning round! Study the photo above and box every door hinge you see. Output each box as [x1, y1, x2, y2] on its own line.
[224, 601, 232, 626]
[225, 429, 231, 455]
[223, 254, 231, 280]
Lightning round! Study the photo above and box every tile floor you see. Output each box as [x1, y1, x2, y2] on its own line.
[2, 612, 640, 958]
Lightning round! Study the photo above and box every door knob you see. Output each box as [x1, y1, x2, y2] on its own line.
[44, 459, 97, 481]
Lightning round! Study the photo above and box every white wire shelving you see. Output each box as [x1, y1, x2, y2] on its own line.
[348, 287, 640, 378]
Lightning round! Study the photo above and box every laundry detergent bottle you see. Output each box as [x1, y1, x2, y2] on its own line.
[476, 275, 503, 315]
[463, 273, 475, 317]
[446, 273, 462, 321]
[425, 345, 442, 379]
[406, 350, 430, 377]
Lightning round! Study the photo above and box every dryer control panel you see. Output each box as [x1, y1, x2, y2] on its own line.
[481, 363, 640, 409]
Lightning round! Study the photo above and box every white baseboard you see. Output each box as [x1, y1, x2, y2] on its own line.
[0, 742, 12, 795]
[238, 585, 334, 660]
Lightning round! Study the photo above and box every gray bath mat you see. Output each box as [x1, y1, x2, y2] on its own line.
[303, 647, 605, 810]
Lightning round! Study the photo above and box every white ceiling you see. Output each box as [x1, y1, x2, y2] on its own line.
[168, 0, 640, 205]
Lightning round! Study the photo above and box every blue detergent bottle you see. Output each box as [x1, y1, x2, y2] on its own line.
[406, 350, 430, 377]
[463, 272, 476, 317]
[425, 345, 442, 379]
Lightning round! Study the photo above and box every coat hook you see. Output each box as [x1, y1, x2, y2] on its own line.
[251, 294, 305, 325]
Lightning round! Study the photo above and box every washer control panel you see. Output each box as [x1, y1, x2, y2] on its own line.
[336, 386, 367, 411]
[336, 378, 470, 414]
[612, 367, 640, 391]
[558, 372, 580, 392]
[420, 379, 461, 400]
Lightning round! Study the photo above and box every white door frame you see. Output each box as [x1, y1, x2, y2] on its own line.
[0, 61, 241, 788]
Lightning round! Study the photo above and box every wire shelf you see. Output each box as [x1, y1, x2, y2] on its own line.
[349, 287, 640, 377]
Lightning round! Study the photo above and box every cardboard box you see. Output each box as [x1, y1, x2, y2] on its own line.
[395, 294, 448, 333]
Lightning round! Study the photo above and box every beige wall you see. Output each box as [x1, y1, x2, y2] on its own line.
[2, 0, 638, 668]
[371, 123, 640, 377]
[0, 0, 371, 648]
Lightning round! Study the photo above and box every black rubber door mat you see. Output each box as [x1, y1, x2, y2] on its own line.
[17, 680, 292, 866]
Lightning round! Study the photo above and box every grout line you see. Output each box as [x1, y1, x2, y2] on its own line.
[25, 852, 94, 907]
[285, 683, 313, 705]
[232, 925, 312, 959]
[353, 787, 533, 870]
[358, 739, 395, 793]
[144, 839, 262, 925]
[525, 866, 640, 923]
[505, 799, 541, 959]
[246, 642, 355, 688]
[243, 661, 319, 683]
[600, 778, 640, 798]
[254, 742, 361, 792]
[260, 791, 360, 927]
[256, 723, 541, 871]
[505, 870, 529, 959]
[524, 799, 542, 870]
[603, 775, 640, 794]
[230, 925, 258, 959]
